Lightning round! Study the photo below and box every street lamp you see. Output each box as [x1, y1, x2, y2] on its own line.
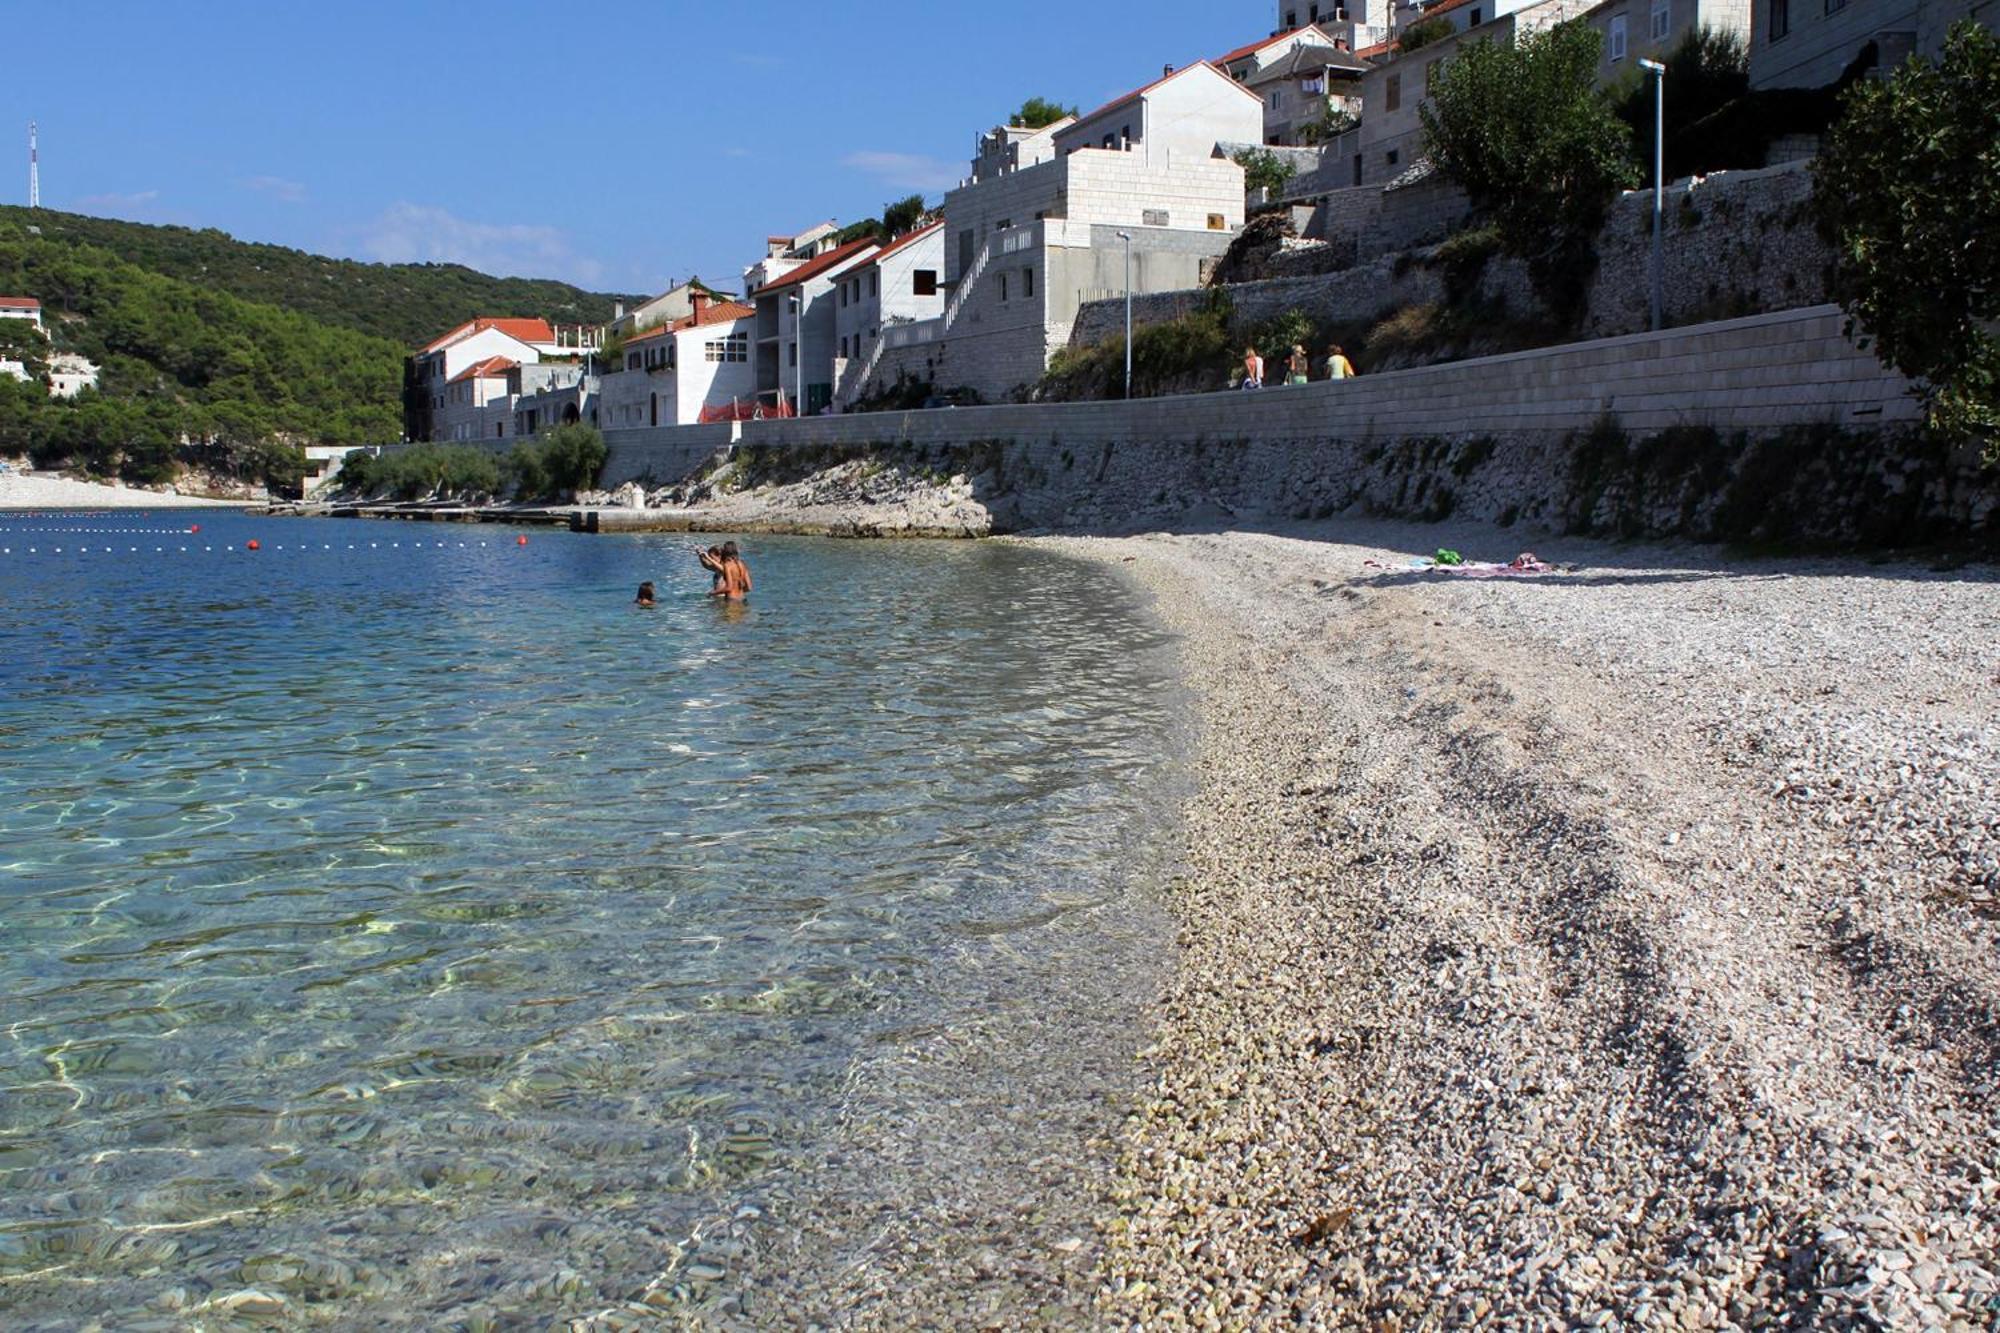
[788, 292, 804, 417]
[1115, 230, 1133, 399]
[1639, 57, 1667, 333]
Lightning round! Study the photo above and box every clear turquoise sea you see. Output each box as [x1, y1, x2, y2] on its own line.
[0, 511, 1183, 1326]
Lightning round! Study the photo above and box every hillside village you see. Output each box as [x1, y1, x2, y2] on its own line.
[396, 0, 1992, 459]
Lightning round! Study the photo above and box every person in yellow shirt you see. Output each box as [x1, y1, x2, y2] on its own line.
[1323, 344, 1357, 380]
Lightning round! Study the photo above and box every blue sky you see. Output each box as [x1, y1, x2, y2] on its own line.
[4, 1, 1273, 298]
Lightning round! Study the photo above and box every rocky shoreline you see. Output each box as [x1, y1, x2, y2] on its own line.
[1049, 522, 1997, 1329]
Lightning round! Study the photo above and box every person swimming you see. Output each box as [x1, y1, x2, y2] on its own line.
[634, 580, 656, 608]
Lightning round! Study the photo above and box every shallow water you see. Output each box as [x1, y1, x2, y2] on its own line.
[0, 513, 1182, 1327]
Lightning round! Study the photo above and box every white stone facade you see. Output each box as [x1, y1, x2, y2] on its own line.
[834, 222, 946, 406]
[931, 148, 1248, 401]
[600, 303, 759, 428]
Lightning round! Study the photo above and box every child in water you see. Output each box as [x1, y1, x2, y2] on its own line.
[634, 581, 656, 608]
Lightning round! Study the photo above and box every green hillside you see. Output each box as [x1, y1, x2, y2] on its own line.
[0, 206, 639, 349]
[0, 218, 404, 487]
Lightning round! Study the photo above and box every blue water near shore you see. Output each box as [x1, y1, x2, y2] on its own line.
[0, 510, 1182, 1325]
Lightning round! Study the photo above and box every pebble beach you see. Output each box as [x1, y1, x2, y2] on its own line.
[0, 470, 248, 511]
[1049, 522, 1998, 1329]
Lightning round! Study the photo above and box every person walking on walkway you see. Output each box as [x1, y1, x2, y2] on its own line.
[1323, 343, 1357, 381]
[1240, 346, 1265, 390]
[1287, 344, 1310, 386]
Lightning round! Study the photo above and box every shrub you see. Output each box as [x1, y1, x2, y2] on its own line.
[502, 422, 607, 500]
[1814, 20, 2000, 459]
[1231, 147, 1299, 198]
[1420, 21, 1639, 320]
[1398, 17, 1455, 52]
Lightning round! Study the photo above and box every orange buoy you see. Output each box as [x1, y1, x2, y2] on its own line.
[516, 535, 528, 547]
[246, 539, 261, 551]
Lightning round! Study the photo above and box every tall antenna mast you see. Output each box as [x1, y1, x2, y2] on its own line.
[28, 121, 39, 209]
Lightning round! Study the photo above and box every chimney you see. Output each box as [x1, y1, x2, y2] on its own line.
[1163, 63, 1176, 76]
[690, 289, 710, 321]
[1335, 36, 1350, 49]
[613, 301, 625, 319]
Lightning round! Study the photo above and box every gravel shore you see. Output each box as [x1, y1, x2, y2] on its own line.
[1048, 522, 1998, 1329]
[0, 470, 248, 510]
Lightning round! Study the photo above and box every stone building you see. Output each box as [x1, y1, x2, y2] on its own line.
[1748, 0, 1993, 89]
[899, 62, 1257, 402]
[598, 296, 757, 428]
[833, 220, 946, 407]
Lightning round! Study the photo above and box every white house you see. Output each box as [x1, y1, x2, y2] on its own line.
[0, 296, 44, 332]
[833, 220, 947, 407]
[1245, 40, 1370, 144]
[433, 355, 521, 442]
[406, 316, 585, 441]
[742, 220, 846, 296]
[598, 296, 759, 428]
[1052, 61, 1266, 166]
[891, 63, 1255, 402]
[47, 352, 98, 398]
[1268, 2, 1394, 48]
[969, 118, 1076, 183]
[607, 278, 735, 339]
[749, 237, 881, 413]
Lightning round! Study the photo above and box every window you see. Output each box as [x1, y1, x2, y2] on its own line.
[1208, 212, 1227, 229]
[1386, 148, 1400, 168]
[999, 272, 1009, 301]
[1651, 0, 1671, 39]
[957, 228, 973, 276]
[1270, 89, 1284, 107]
[1353, 153, 1363, 186]
[626, 353, 640, 371]
[1823, 0, 1844, 12]
[1103, 132, 1116, 148]
[1770, 0, 1789, 38]
[913, 269, 938, 296]
[840, 284, 849, 307]
[1285, 8, 1298, 26]
[1385, 72, 1401, 112]
[788, 343, 797, 367]
[869, 272, 879, 298]
[1143, 208, 1170, 226]
[839, 335, 849, 358]
[1121, 125, 1133, 149]
[1610, 14, 1628, 59]
[1470, 6, 1483, 22]
[1022, 266, 1035, 298]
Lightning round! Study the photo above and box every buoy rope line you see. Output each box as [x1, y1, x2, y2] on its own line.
[0, 539, 531, 556]
[0, 527, 203, 535]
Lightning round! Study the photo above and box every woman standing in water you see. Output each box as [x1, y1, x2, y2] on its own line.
[694, 542, 752, 600]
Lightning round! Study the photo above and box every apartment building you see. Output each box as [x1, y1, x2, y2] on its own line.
[750, 237, 881, 413]
[915, 62, 1257, 401]
[1244, 40, 1370, 144]
[1747, 0, 1989, 87]
[1579, 0, 1751, 82]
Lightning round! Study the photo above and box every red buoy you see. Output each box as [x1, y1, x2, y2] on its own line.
[516, 535, 528, 547]
[246, 539, 261, 551]
[188, 524, 201, 534]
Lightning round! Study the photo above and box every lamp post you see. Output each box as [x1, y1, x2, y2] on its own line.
[1639, 57, 1666, 333]
[788, 292, 804, 416]
[1115, 230, 1133, 399]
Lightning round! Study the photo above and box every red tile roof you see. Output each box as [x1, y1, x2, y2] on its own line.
[753, 237, 881, 297]
[1356, 39, 1395, 58]
[1066, 61, 1264, 130]
[449, 355, 517, 383]
[419, 316, 556, 354]
[1421, 0, 1479, 16]
[625, 300, 757, 344]
[857, 219, 943, 269]
[0, 296, 40, 310]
